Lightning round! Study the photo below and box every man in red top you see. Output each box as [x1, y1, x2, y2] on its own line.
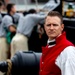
[39, 11, 75, 75]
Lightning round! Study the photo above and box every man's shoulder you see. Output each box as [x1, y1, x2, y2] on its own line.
[55, 46, 75, 68]
[60, 46, 75, 58]
[3, 15, 12, 20]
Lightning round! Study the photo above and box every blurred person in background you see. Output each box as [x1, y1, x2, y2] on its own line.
[0, 0, 8, 62]
[1, 3, 18, 59]
[0, 1, 9, 75]
[2, 3, 17, 44]
[27, 9, 43, 52]
[11, 9, 46, 58]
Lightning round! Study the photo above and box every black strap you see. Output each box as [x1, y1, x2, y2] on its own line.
[7, 13, 15, 24]
[48, 41, 56, 45]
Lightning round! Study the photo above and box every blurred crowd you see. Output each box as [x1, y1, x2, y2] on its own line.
[0, 1, 48, 61]
[0, 0, 75, 75]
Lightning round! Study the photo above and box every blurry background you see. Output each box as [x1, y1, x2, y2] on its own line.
[1, 0, 75, 47]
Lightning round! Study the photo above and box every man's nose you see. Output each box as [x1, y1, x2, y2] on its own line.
[50, 25, 54, 29]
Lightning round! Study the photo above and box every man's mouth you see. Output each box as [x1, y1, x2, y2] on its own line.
[48, 32, 55, 34]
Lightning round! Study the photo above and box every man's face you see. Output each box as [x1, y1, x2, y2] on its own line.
[44, 16, 64, 40]
[11, 5, 16, 13]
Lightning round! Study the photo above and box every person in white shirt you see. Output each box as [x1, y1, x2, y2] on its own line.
[10, 12, 46, 58]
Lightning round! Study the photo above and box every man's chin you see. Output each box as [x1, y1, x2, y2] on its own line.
[48, 35, 56, 39]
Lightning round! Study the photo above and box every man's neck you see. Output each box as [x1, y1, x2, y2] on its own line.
[49, 38, 55, 41]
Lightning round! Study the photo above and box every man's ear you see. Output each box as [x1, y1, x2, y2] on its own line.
[61, 24, 64, 31]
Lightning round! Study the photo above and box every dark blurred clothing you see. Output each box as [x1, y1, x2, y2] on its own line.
[28, 25, 48, 52]
[28, 26, 42, 52]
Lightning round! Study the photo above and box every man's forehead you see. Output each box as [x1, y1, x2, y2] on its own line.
[45, 16, 61, 23]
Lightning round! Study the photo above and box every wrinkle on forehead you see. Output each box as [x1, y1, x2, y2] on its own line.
[45, 16, 61, 24]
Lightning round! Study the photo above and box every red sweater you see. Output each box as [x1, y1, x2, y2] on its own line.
[39, 32, 74, 75]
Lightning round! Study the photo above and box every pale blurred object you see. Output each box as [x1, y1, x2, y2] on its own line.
[37, 25, 44, 38]
[42, 0, 60, 11]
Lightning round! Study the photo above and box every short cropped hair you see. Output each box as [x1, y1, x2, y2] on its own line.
[28, 9, 36, 14]
[46, 11, 63, 24]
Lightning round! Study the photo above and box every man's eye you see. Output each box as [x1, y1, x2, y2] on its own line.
[53, 24, 58, 26]
[45, 24, 59, 26]
[46, 24, 51, 26]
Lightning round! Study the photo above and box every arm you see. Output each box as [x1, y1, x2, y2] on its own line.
[9, 25, 16, 32]
[27, 14, 46, 22]
[34, 14, 46, 21]
[4, 16, 16, 32]
[55, 46, 75, 75]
